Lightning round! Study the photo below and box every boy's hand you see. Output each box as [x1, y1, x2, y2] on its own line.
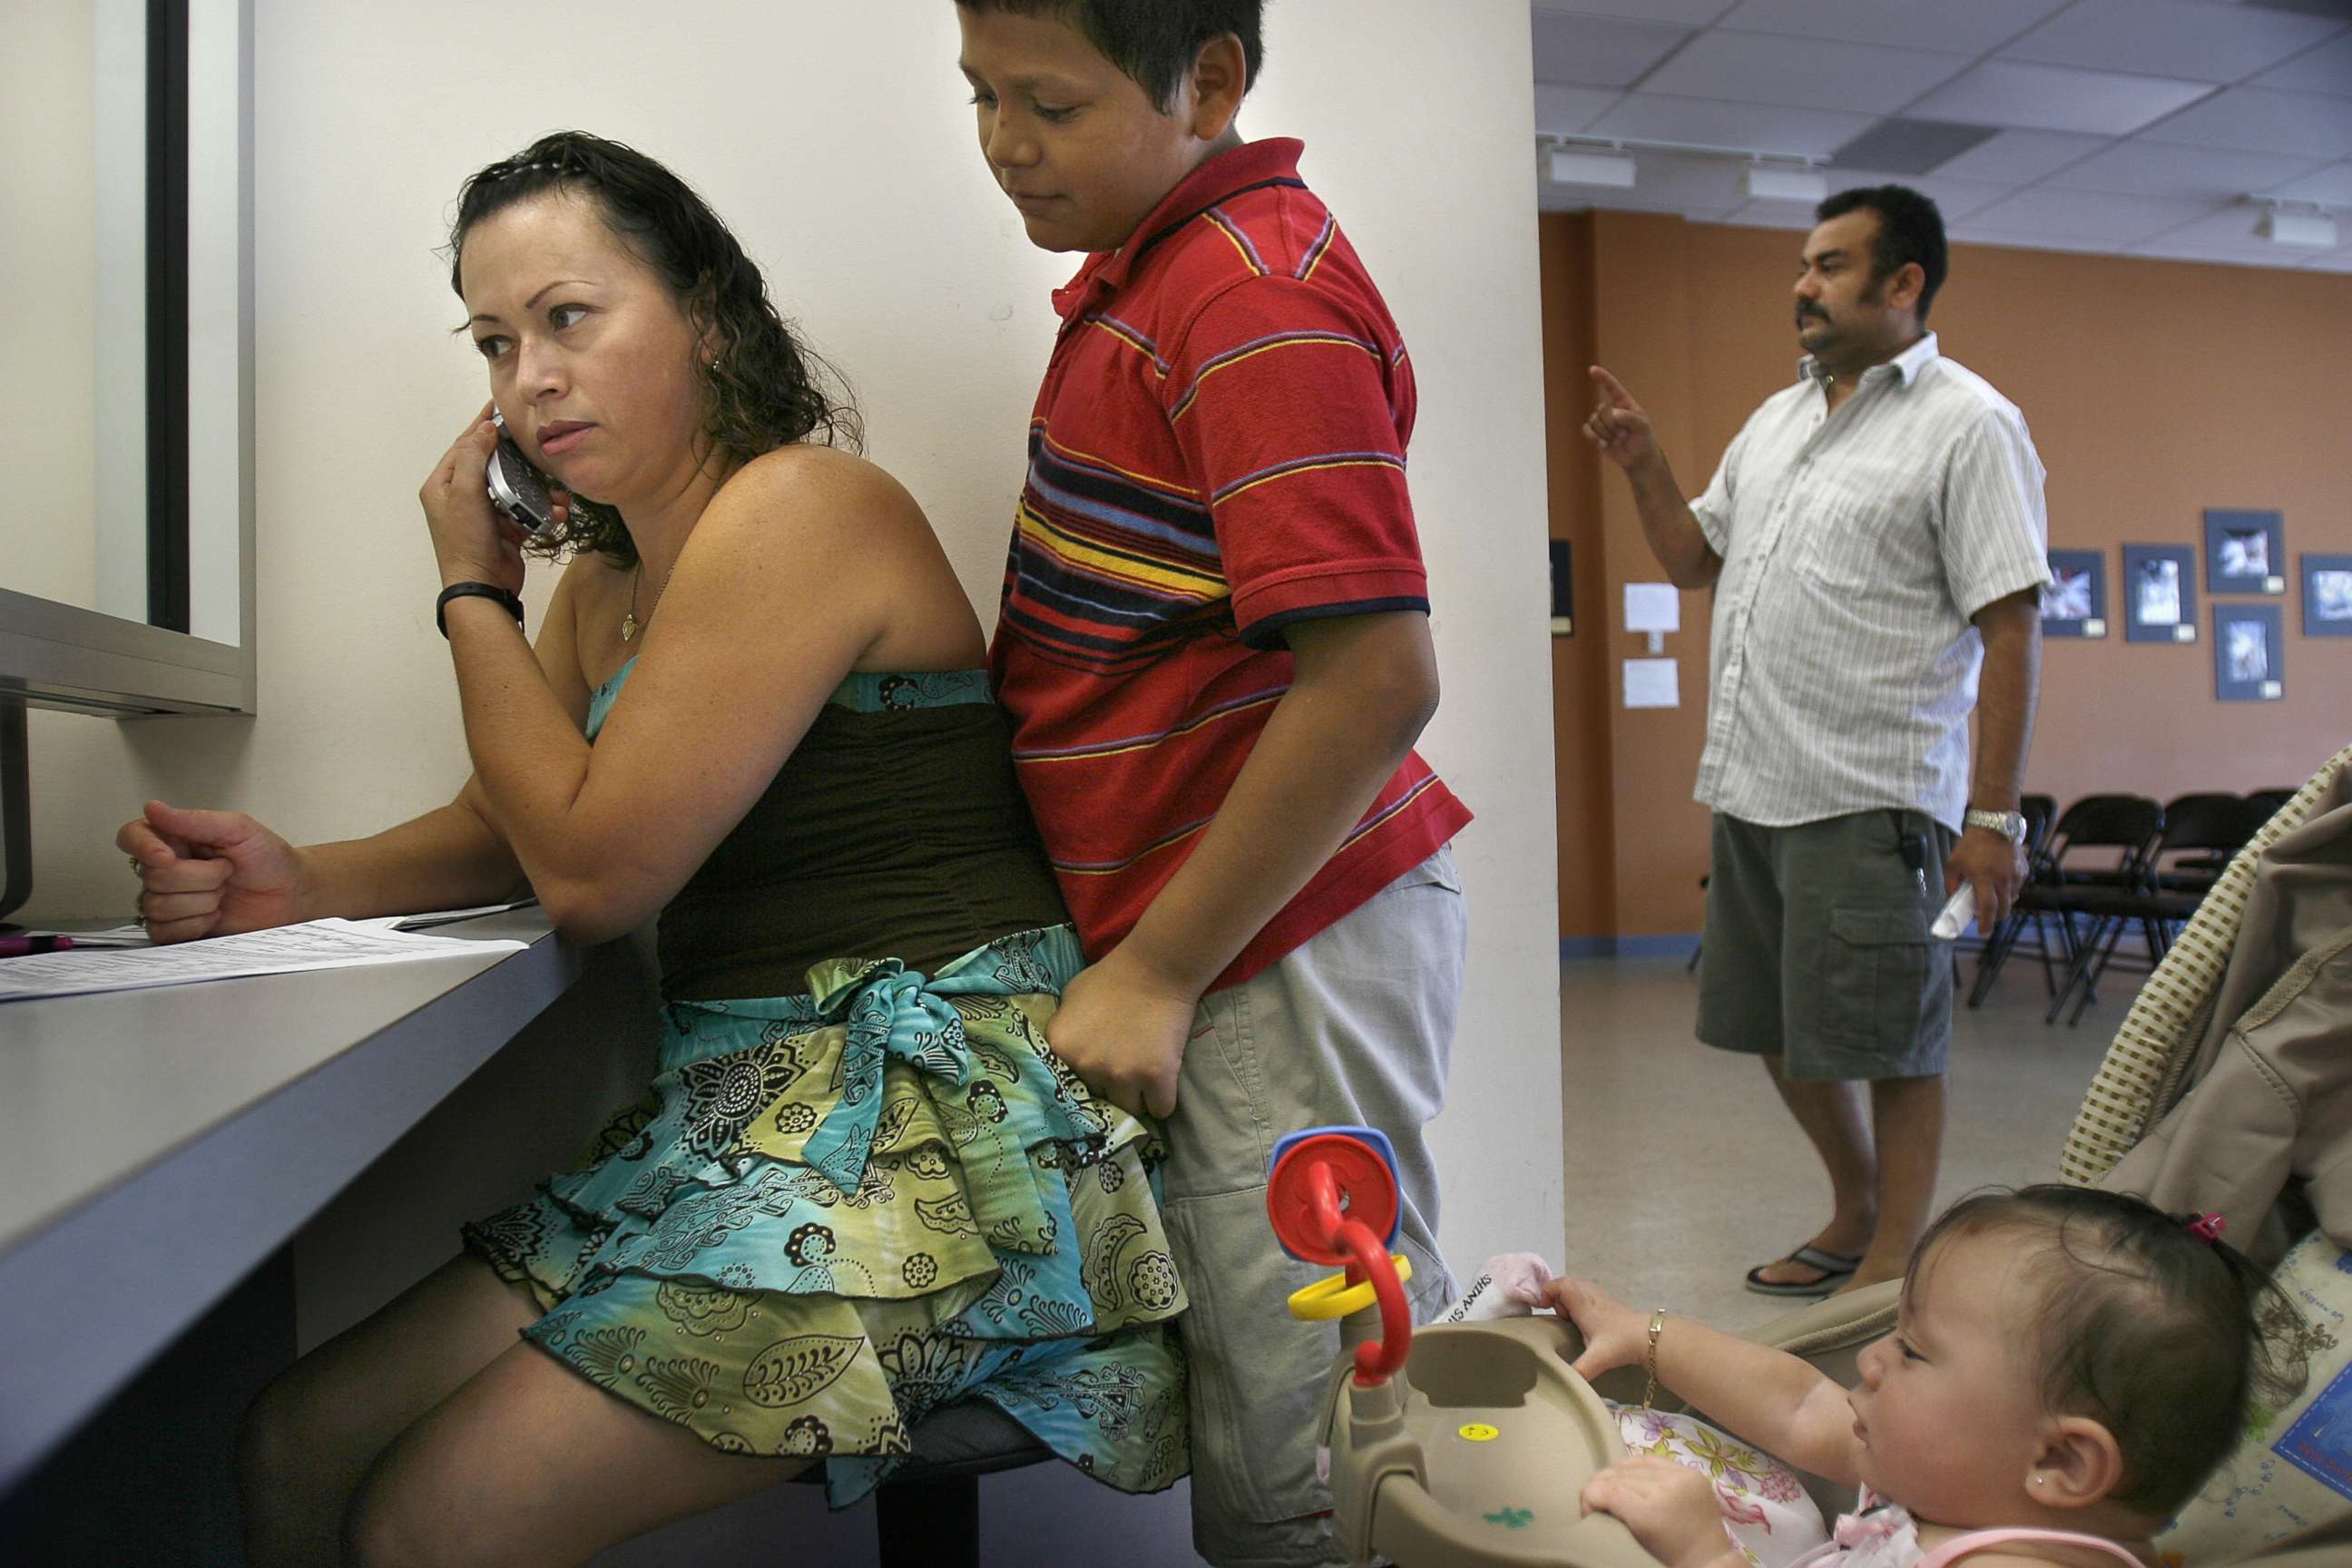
[1045, 943, 1198, 1120]
[1545, 1275, 1650, 1380]
[1581, 1456, 1741, 1568]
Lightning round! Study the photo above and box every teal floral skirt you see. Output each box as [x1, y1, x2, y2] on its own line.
[463, 925, 1189, 1505]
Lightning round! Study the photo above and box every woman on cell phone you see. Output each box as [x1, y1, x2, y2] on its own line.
[118, 131, 1186, 1566]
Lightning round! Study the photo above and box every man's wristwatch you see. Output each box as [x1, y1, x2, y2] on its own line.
[1965, 807, 2029, 843]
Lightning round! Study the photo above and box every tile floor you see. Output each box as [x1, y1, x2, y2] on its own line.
[595, 948, 2127, 1566]
[1553, 950, 2122, 1338]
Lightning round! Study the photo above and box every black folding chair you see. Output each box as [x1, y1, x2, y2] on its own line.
[2043, 793, 2265, 1025]
[2244, 788, 2298, 821]
[2151, 792, 2269, 896]
[1967, 794, 2161, 1008]
[2021, 792, 2059, 858]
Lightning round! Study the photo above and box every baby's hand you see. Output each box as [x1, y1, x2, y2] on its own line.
[1544, 1275, 1650, 1380]
[1491, 1250, 1553, 1308]
[1581, 1455, 1742, 1568]
[1438, 1253, 1556, 1322]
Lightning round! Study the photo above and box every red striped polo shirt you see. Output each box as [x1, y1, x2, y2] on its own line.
[990, 138, 1473, 990]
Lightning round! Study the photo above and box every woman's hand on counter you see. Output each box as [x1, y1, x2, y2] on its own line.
[119, 800, 312, 943]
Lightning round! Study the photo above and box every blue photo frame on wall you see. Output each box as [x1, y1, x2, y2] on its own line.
[2304, 554, 2352, 638]
[2041, 550, 2106, 638]
[2122, 544, 2198, 644]
[2205, 509, 2286, 595]
[2215, 603, 2284, 701]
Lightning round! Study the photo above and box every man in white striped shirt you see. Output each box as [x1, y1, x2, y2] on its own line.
[1586, 186, 2049, 1298]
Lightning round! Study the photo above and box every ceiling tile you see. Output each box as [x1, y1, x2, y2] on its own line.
[1908, 62, 2218, 135]
[2260, 157, 2352, 199]
[1534, 83, 1625, 136]
[2140, 85, 2352, 155]
[1821, 168, 2021, 220]
[2236, 0, 2352, 23]
[1932, 128, 2114, 181]
[2255, 33, 2352, 97]
[1531, 0, 1738, 24]
[1963, 186, 2220, 241]
[1531, 12, 1691, 89]
[1517, 0, 2352, 271]
[2043, 141, 2330, 197]
[1638, 32, 1970, 115]
[2001, 0, 2346, 84]
[1713, 0, 2073, 54]
[1582, 93, 1881, 158]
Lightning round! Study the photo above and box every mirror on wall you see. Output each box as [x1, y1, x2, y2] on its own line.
[3, 1, 152, 628]
[0, 0, 251, 716]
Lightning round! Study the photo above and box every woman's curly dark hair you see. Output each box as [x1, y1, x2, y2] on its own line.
[447, 131, 860, 566]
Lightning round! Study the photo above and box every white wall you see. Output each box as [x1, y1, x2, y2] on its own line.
[0, 1, 101, 614]
[23, 0, 1561, 1274]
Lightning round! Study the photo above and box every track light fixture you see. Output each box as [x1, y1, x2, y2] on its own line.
[2256, 203, 2337, 249]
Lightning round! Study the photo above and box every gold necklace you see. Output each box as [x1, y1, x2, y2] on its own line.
[620, 558, 678, 642]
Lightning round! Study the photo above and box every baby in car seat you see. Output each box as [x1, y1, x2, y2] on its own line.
[1454, 1184, 2294, 1568]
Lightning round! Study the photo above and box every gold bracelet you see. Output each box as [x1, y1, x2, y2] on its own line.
[1642, 1307, 1669, 1411]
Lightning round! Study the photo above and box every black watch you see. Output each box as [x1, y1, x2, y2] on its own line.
[436, 581, 524, 638]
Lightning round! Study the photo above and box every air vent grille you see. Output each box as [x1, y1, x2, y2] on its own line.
[1828, 120, 2002, 177]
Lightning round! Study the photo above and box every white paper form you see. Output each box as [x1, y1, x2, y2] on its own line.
[1623, 657, 1680, 709]
[15, 924, 151, 948]
[0, 918, 527, 1003]
[15, 900, 541, 952]
[393, 899, 539, 930]
[1622, 583, 1681, 635]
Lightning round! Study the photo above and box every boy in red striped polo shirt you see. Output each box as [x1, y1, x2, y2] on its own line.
[954, 5, 1472, 1561]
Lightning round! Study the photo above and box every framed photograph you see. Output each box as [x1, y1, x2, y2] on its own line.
[2205, 509, 2286, 595]
[1549, 540, 1573, 636]
[2122, 544, 2199, 644]
[2215, 603, 2284, 701]
[2040, 549, 2106, 638]
[2303, 554, 2352, 638]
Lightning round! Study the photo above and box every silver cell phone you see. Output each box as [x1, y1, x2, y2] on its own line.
[485, 412, 557, 535]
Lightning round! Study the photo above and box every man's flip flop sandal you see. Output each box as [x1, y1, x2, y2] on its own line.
[1743, 1244, 1861, 1297]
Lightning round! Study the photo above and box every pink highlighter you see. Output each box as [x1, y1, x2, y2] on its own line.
[0, 934, 74, 957]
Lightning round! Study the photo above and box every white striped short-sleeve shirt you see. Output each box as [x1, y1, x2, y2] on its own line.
[1690, 332, 2051, 833]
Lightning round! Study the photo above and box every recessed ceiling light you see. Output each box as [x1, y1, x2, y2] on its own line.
[1549, 148, 1638, 189]
[1742, 166, 1828, 203]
